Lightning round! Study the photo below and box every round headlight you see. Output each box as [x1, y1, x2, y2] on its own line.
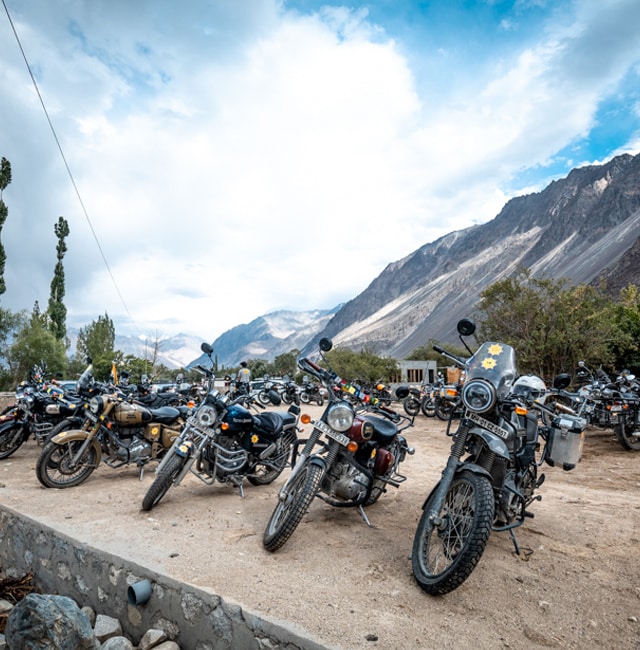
[89, 397, 103, 414]
[326, 402, 355, 432]
[462, 379, 496, 413]
[196, 405, 217, 427]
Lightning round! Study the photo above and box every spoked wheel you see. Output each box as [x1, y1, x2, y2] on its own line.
[435, 400, 455, 421]
[421, 396, 436, 417]
[613, 419, 640, 451]
[263, 463, 323, 551]
[0, 424, 28, 460]
[404, 395, 421, 417]
[412, 470, 494, 595]
[299, 392, 311, 404]
[141, 454, 186, 511]
[257, 390, 272, 406]
[248, 435, 295, 486]
[36, 439, 99, 488]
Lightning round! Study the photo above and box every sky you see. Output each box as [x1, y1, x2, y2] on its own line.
[1, 0, 640, 345]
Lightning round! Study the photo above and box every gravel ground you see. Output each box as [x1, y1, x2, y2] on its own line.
[0, 401, 639, 650]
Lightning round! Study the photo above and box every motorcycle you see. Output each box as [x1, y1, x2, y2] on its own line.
[35, 364, 190, 489]
[299, 378, 325, 406]
[262, 337, 414, 552]
[411, 318, 586, 595]
[279, 378, 301, 405]
[607, 370, 640, 451]
[141, 342, 301, 511]
[0, 363, 87, 459]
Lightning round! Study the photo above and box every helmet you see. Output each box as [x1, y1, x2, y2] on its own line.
[512, 374, 546, 400]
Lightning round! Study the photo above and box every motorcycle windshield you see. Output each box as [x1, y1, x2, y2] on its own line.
[465, 342, 517, 399]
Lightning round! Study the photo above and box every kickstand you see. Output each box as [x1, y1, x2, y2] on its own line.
[230, 477, 245, 498]
[509, 529, 521, 555]
[357, 505, 374, 528]
[138, 467, 145, 481]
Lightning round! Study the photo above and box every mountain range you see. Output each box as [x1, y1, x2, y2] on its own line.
[112, 152, 640, 369]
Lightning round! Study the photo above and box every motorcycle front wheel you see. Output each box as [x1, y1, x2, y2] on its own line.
[613, 420, 640, 451]
[0, 423, 28, 460]
[435, 400, 455, 421]
[299, 391, 311, 404]
[257, 390, 272, 406]
[263, 462, 323, 551]
[141, 454, 186, 511]
[403, 395, 421, 417]
[314, 394, 324, 407]
[421, 396, 436, 417]
[36, 439, 98, 488]
[412, 470, 494, 595]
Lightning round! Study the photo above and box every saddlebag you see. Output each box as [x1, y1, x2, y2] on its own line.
[545, 415, 585, 471]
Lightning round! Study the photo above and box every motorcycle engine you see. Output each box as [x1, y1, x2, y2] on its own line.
[116, 437, 152, 463]
[328, 461, 370, 501]
[206, 435, 248, 479]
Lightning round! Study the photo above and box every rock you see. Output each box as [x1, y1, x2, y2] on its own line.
[5, 593, 98, 649]
[101, 636, 135, 650]
[138, 628, 169, 649]
[94, 613, 123, 642]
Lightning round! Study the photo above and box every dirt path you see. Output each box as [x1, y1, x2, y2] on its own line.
[1, 404, 639, 649]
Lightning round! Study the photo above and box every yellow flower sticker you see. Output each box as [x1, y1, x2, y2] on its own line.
[481, 357, 497, 369]
[488, 344, 503, 355]
[251, 434, 259, 443]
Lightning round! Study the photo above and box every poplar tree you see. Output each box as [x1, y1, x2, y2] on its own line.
[47, 216, 70, 340]
[0, 157, 12, 296]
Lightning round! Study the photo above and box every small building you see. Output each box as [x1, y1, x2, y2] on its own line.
[394, 360, 438, 386]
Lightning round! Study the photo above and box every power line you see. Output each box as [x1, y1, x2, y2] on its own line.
[2, 0, 141, 336]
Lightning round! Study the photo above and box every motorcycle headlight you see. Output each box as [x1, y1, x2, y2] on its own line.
[89, 397, 105, 414]
[196, 405, 217, 427]
[326, 402, 355, 432]
[462, 379, 496, 413]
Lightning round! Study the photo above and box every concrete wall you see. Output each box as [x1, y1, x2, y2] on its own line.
[0, 506, 332, 650]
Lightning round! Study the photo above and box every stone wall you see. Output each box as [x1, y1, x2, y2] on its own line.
[0, 506, 330, 650]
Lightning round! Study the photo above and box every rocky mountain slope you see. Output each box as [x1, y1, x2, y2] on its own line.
[303, 152, 640, 358]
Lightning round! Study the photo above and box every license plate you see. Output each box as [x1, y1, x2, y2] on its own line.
[609, 405, 623, 412]
[466, 411, 510, 440]
[312, 419, 350, 446]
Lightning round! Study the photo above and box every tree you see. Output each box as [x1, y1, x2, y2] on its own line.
[323, 346, 398, 384]
[0, 156, 12, 296]
[47, 216, 70, 340]
[477, 269, 615, 380]
[609, 284, 640, 374]
[9, 302, 66, 385]
[272, 350, 299, 378]
[76, 313, 116, 380]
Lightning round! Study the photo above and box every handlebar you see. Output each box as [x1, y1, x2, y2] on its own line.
[432, 344, 468, 369]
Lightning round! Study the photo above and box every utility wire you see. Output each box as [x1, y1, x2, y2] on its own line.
[2, 0, 141, 336]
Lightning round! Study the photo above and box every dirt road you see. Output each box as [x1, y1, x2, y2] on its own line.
[0, 403, 639, 649]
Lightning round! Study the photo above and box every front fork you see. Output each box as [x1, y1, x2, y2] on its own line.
[426, 422, 469, 526]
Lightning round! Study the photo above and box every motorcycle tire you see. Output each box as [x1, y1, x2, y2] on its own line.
[403, 396, 421, 417]
[247, 435, 294, 486]
[299, 391, 311, 404]
[263, 462, 323, 552]
[35, 439, 99, 488]
[315, 395, 324, 407]
[0, 423, 28, 460]
[435, 401, 455, 421]
[421, 396, 436, 418]
[281, 392, 293, 405]
[257, 390, 272, 406]
[141, 454, 186, 511]
[613, 421, 640, 451]
[412, 469, 494, 595]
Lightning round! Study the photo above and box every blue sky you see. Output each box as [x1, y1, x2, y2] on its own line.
[1, 0, 639, 346]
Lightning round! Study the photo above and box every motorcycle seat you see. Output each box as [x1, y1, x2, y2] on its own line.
[254, 412, 286, 438]
[362, 415, 397, 444]
[148, 406, 181, 424]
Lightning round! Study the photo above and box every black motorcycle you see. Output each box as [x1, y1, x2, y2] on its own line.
[141, 342, 301, 511]
[411, 318, 586, 595]
[0, 363, 86, 459]
[262, 338, 414, 552]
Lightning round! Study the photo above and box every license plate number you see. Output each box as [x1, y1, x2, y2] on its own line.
[313, 419, 350, 446]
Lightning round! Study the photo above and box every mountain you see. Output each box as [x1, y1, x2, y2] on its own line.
[67, 330, 205, 370]
[189, 307, 341, 368]
[301, 152, 640, 358]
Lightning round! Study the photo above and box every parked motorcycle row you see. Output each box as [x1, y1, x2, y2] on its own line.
[1, 318, 636, 596]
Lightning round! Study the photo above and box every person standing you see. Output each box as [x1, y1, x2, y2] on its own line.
[236, 361, 251, 393]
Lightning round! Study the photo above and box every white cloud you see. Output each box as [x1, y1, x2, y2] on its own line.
[1, 0, 640, 342]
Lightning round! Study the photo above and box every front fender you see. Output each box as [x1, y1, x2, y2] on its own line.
[469, 426, 511, 461]
[50, 429, 102, 462]
[420, 461, 493, 510]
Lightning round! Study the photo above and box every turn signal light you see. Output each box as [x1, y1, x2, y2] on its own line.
[301, 414, 311, 424]
[347, 441, 358, 453]
[515, 406, 528, 415]
[221, 422, 229, 431]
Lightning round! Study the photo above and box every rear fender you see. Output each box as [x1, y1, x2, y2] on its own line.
[50, 429, 102, 463]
